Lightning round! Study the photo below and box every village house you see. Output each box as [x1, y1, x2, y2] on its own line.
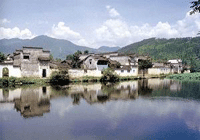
[68, 55, 109, 78]
[148, 62, 171, 75]
[0, 47, 51, 78]
[167, 59, 183, 73]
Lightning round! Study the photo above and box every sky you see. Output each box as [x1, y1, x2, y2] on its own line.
[0, 0, 200, 48]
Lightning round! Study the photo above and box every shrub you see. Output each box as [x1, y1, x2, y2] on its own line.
[50, 71, 69, 85]
[100, 68, 119, 82]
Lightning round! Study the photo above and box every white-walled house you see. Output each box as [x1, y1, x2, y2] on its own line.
[0, 47, 51, 78]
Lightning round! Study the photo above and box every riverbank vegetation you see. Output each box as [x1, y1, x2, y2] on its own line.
[167, 72, 200, 81]
[0, 77, 48, 87]
[100, 68, 119, 82]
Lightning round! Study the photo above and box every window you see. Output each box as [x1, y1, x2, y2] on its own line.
[127, 70, 130, 73]
[121, 70, 124, 73]
[23, 55, 29, 60]
[89, 59, 92, 64]
[132, 70, 135, 73]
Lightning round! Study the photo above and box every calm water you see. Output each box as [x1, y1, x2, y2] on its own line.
[1, 79, 200, 140]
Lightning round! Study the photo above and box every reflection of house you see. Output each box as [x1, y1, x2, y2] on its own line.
[67, 81, 139, 104]
[0, 47, 51, 78]
[14, 87, 50, 118]
[110, 81, 139, 100]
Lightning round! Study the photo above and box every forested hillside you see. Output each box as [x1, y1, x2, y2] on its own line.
[118, 37, 200, 71]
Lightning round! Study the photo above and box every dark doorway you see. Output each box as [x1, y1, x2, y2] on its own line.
[42, 87, 46, 94]
[42, 69, 46, 78]
[2, 67, 9, 77]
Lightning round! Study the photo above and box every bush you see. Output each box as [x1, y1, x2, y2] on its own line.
[100, 68, 119, 82]
[50, 71, 69, 85]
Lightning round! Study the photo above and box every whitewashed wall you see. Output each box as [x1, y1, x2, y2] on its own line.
[114, 67, 138, 77]
[0, 64, 21, 78]
[68, 69, 103, 78]
[148, 68, 171, 75]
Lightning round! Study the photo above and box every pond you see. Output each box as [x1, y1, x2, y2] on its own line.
[1, 79, 200, 140]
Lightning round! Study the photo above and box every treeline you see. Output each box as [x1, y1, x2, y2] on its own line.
[118, 37, 200, 72]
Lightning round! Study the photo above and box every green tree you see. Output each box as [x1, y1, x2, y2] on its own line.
[66, 54, 73, 60]
[100, 68, 119, 82]
[0, 52, 6, 62]
[138, 59, 152, 77]
[190, 0, 200, 15]
[72, 50, 82, 68]
[84, 50, 89, 54]
[50, 54, 54, 61]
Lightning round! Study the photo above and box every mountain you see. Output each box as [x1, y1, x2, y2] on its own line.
[0, 35, 122, 59]
[118, 37, 200, 62]
[0, 35, 96, 59]
[96, 46, 120, 53]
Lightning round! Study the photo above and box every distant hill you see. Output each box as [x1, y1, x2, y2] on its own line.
[118, 37, 200, 62]
[0, 35, 95, 59]
[0, 35, 120, 59]
[96, 46, 120, 53]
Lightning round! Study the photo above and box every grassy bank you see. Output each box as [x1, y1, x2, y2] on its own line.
[0, 77, 49, 87]
[166, 72, 200, 81]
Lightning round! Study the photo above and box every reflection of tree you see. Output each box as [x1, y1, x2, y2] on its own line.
[71, 94, 81, 105]
[138, 80, 153, 96]
[50, 85, 69, 97]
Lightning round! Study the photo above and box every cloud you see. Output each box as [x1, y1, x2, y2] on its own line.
[0, 18, 10, 25]
[106, 5, 120, 18]
[92, 8, 200, 47]
[0, 26, 35, 39]
[47, 22, 89, 46]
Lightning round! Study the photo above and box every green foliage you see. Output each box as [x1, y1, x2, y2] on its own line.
[71, 50, 82, 68]
[118, 37, 200, 72]
[0, 77, 48, 87]
[0, 52, 6, 62]
[66, 54, 73, 60]
[50, 71, 69, 85]
[50, 54, 54, 61]
[138, 59, 152, 69]
[100, 68, 119, 82]
[190, 0, 200, 15]
[84, 50, 89, 54]
[55, 58, 62, 62]
[167, 72, 200, 81]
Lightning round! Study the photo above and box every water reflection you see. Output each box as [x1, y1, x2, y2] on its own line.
[1, 79, 200, 139]
[14, 87, 50, 118]
[0, 79, 197, 119]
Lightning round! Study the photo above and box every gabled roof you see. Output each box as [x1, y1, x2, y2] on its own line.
[38, 56, 50, 61]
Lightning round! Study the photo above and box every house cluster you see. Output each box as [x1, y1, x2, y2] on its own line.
[0, 47, 186, 78]
[68, 52, 186, 78]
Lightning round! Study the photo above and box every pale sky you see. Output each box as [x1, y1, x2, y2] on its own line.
[0, 0, 199, 48]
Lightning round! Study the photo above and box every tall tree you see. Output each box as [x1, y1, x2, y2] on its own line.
[0, 52, 6, 62]
[190, 0, 200, 15]
[72, 50, 82, 68]
[84, 50, 89, 54]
